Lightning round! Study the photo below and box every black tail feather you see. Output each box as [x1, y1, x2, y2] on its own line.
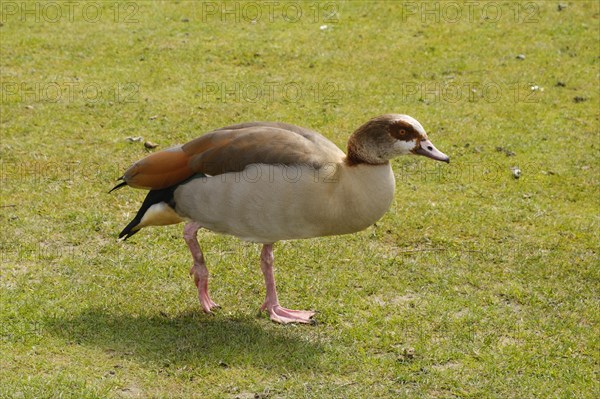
[117, 185, 180, 241]
[109, 179, 127, 193]
[119, 218, 142, 241]
[115, 173, 205, 241]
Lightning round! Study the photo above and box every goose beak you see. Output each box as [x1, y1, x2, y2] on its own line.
[414, 139, 450, 163]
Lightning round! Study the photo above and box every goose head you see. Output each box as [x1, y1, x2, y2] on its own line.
[347, 114, 450, 164]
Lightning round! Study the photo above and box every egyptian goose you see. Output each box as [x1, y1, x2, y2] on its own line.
[112, 114, 449, 324]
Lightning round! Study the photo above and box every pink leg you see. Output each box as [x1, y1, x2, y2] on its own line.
[259, 244, 315, 324]
[184, 222, 219, 313]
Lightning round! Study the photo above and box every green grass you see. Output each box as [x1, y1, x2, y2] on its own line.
[1, 1, 598, 398]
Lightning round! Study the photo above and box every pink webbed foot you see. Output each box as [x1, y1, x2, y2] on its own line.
[260, 303, 315, 324]
[190, 266, 220, 313]
[184, 222, 219, 314]
[259, 243, 316, 324]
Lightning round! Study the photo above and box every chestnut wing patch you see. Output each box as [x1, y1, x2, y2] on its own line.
[121, 146, 193, 190]
[121, 123, 343, 190]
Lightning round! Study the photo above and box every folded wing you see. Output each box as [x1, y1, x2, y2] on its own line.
[118, 122, 344, 190]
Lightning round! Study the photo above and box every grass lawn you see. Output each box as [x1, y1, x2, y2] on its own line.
[1, 1, 598, 398]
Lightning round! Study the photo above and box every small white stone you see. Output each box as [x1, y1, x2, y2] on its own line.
[511, 166, 521, 179]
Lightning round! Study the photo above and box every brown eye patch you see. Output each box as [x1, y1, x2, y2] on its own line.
[389, 120, 422, 141]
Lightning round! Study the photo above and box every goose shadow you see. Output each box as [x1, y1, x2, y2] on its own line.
[45, 308, 322, 371]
